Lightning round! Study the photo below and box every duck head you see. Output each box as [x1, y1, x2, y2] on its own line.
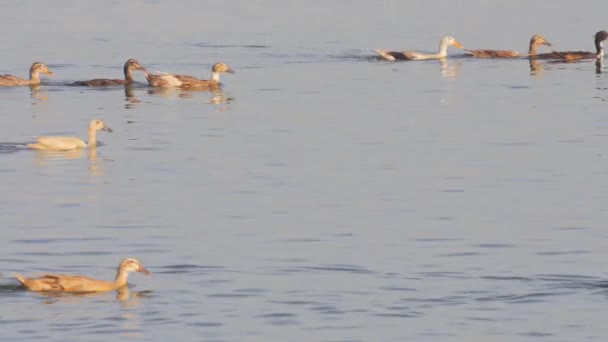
[530, 34, 552, 47]
[124, 58, 147, 73]
[30, 62, 54, 76]
[118, 258, 151, 275]
[89, 119, 113, 133]
[212, 62, 235, 74]
[441, 36, 464, 49]
[595, 31, 608, 56]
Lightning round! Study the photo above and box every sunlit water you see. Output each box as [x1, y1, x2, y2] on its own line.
[2, 1, 608, 341]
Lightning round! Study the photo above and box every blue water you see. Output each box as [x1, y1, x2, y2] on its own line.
[2, 1, 608, 341]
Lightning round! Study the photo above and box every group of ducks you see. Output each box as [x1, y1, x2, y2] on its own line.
[0, 59, 234, 88]
[10, 31, 608, 294]
[375, 30, 608, 61]
[0, 60, 235, 152]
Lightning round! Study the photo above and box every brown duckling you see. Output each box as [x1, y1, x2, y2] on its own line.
[0, 62, 54, 86]
[465, 34, 552, 58]
[27, 119, 112, 151]
[533, 30, 608, 61]
[375, 36, 464, 61]
[15, 258, 150, 292]
[71, 59, 147, 86]
[146, 62, 235, 89]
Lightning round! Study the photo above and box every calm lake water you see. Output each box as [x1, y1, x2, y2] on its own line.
[2, 1, 608, 341]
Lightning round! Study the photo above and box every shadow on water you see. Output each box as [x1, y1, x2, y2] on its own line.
[0, 142, 26, 154]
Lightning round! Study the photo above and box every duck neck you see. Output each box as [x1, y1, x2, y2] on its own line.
[88, 126, 98, 147]
[595, 39, 604, 57]
[211, 71, 221, 82]
[528, 43, 538, 55]
[114, 269, 129, 289]
[29, 70, 41, 85]
[437, 41, 449, 57]
[124, 66, 135, 84]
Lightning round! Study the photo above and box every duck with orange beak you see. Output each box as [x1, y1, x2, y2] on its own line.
[375, 36, 464, 61]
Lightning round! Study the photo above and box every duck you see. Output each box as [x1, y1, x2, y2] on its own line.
[15, 258, 150, 292]
[71, 59, 147, 86]
[0, 62, 54, 86]
[26, 119, 112, 151]
[146, 62, 235, 89]
[533, 30, 608, 61]
[465, 34, 552, 58]
[375, 36, 464, 61]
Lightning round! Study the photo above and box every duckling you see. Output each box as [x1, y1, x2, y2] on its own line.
[375, 36, 464, 61]
[71, 59, 147, 86]
[15, 258, 150, 292]
[0, 62, 54, 86]
[146, 62, 235, 89]
[465, 34, 552, 58]
[533, 30, 608, 60]
[26, 119, 112, 151]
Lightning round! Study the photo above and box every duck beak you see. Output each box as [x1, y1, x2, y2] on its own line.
[226, 68, 235, 74]
[543, 41, 552, 47]
[102, 125, 113, 133]
[139, 266, 151, 275]
[46, 70, 55, 76]
[452, 40, 464, 49]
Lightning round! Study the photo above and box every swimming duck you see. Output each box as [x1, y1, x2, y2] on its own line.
[465, 34, 552, 58]
[375, 36, 464, 61]
[533, 30, 608, 60]
[0, 62, 54, 86]
[71, 59, 147, 86]
[26, 119, 112, 151]
[15, 258, 150, 292]
[146, 62, 235, 89]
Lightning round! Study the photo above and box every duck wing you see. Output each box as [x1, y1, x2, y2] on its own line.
[173, 74, 203, 83]
[146, 73, 183, 87]
[72, 79, 127, 86]
[465, 49, 520, 58]
[28, 136, 87, 151]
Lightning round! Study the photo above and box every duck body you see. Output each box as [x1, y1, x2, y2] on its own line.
[375, 36, 464, 61]
[16, 258, 150, 293]
[531, 31, 608, 60]
[26, 119, 112, 151]
[465, 34, 552, 59]
[71, 59, 146, 86]
[146, 62, 234, 89]
[0, 62, 54, 86]
[465, 49, 520, 58]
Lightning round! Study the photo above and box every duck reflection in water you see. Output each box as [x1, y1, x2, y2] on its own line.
[439, 58, 462, 79]
[148, 87, 234, 104]
[35, 287, 152, 305]
[124, 85, 142, 109]
[29, 85, 49, 104]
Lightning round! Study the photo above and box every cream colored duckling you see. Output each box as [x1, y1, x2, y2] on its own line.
[0, 62, 54, 86]
[375, 36, 464, 61]
[146, 62, 235, 89]
[27, 119, 112, 151]
[16, 258, 150, 292]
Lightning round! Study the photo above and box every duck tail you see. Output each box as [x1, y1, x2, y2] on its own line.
[15, 273, 27, 285]
[374, 49, 396, 61]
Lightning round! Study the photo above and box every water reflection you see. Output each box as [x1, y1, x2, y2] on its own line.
[529, 58, 546, 77]
[124, 86, 141, 109]
[31, 147, 106, 177]
[596, 58, 604, 74]
[439, 58, 462, 79]
[148, 87, 234, 104]
[29, 85, 49, 104]
[34, 287, 151, 305]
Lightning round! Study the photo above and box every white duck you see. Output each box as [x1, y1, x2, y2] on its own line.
[375, 36, 464, 61]
[27, 119, 112, 151]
